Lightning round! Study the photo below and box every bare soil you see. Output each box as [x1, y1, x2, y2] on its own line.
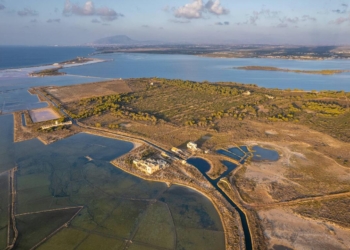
[45, 80, 132, 103]
[29, 108, 61, 123]
[258, 208, 350, 250]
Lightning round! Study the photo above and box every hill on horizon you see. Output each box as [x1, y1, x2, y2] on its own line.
[94, 35, 138, 45]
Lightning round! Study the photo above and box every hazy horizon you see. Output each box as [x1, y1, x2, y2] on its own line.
[0, 0, 350, 46]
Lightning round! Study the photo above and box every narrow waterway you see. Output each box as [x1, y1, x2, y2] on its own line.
[21, 113, 26, 126]
[187, 158, 252, 250]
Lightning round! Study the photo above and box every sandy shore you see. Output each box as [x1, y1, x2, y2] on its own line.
[0, 58, 107, 79]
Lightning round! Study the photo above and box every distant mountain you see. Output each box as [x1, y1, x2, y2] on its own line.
[94, 35, 138, 45]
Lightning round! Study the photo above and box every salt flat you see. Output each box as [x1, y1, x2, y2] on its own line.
[29, 108, 60, 123]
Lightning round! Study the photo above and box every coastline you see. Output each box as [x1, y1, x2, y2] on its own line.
[111, 150, 246, 250]
[0, 58, 108, 79]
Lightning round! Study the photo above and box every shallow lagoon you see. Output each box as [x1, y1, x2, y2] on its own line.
[64, 53, 350, 91]
[0, 115, 225, 249]
[252, 146, 280, 162]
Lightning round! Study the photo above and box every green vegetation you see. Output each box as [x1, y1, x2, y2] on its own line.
[236, 66, 349, 75]
[65, 94, 157, 126]
[30, 68, 66, 77]
[58, 78, 350, 143]
[303, 101, 345, 116]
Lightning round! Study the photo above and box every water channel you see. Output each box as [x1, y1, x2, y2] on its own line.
[187, 144, 280, 250]
[187, 157, 252, 250]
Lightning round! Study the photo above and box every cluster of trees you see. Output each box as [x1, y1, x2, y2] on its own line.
[161, 79, 243, 96]
[303, 101, 345, 116]
[66, 94, 158, 129]
[268, 113, 296, 122]
[184, 104, 259, 127]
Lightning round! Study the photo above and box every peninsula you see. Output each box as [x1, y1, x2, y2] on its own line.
[235, 66, 349, 75]
[29, 57, 105, 77]
[12, 77, 350, 250]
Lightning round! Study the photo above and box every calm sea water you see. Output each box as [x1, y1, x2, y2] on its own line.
[63, 53, 350, 91]
[1, 46, 350, 114]
[0, 46, 226, 249]
[0, 46, 94, 70]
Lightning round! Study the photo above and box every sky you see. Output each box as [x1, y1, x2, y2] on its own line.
[0, 0, 350, 45]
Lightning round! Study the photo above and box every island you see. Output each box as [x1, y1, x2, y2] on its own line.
[235, 66, 349, 75]
[29, 67, 66, 77]
[95, 44, 350, 60]
[29, 57, 104, 77]
[10, 77, 350, 250]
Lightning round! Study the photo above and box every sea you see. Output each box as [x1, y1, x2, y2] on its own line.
[1, 46, 349, 249]
[0, 46, 227, 249]
[1, 46, 350, 115]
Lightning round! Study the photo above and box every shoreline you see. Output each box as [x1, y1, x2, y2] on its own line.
[111, 150, 245, 250]
[234, 66, 350, 75]
[0, 58, 108, 79]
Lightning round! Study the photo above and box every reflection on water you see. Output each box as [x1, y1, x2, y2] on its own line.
[252, 146, 280, 162]
[0, 115, 225, 249]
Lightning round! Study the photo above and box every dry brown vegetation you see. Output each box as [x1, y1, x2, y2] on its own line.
[38, 78, 350, 249]
[292, 197, 350, 228]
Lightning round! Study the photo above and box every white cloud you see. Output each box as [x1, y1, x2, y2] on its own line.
[175, 0, 203, 19]
[174, 0, 229, 19]
[205, 0, 229, 15]
[63, 0, 122, 21]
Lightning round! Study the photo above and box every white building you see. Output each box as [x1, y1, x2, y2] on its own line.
[187, 142, 198, 151]
[133, 158, 168, 175]
[41, 121, 72, 130]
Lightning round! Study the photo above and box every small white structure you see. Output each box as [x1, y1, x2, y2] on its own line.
[187, 142, 198, 151]
[41, 121, 72, 130]
[133, 158, 169, 175]
[243, 91, 251, 96]
[171, 147, 182, 154]
[265, 95, 274, 100]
